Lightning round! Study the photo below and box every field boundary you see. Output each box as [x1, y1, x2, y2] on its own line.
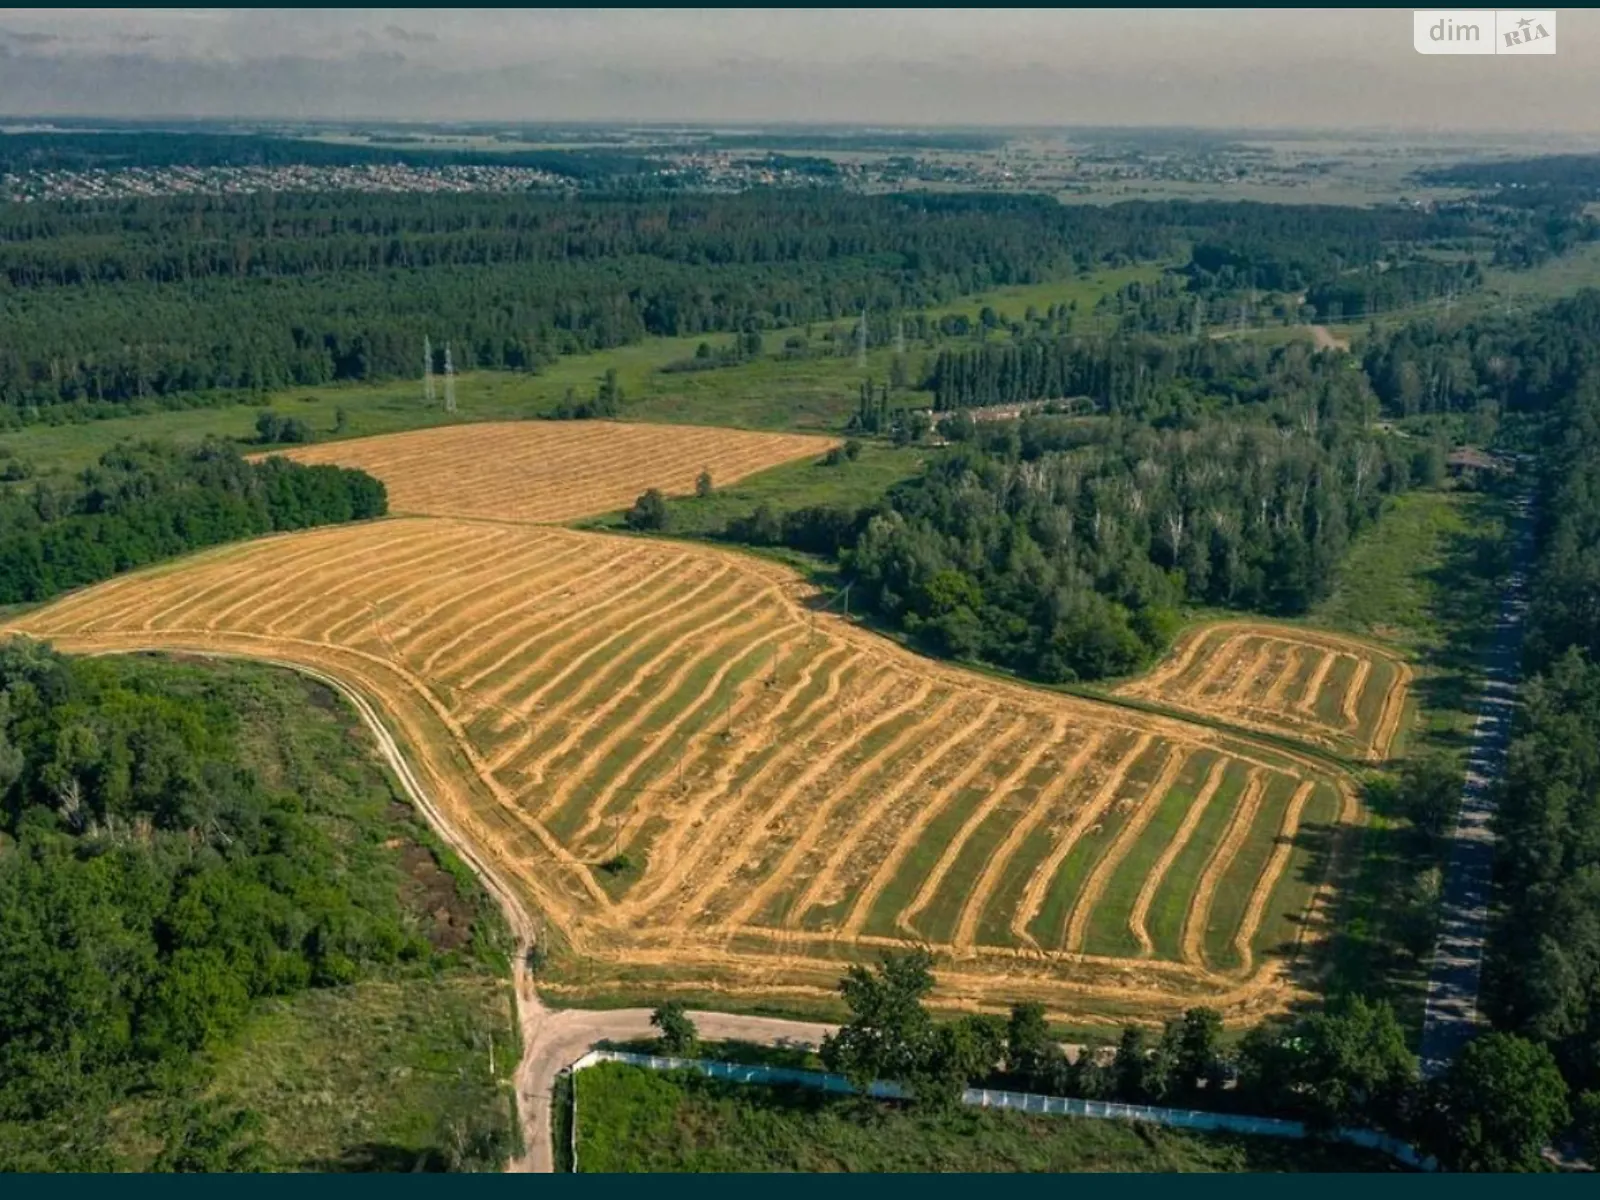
[6, 519, 1375, 1028]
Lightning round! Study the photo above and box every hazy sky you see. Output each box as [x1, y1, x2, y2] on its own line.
[0, 8, 1596, 133]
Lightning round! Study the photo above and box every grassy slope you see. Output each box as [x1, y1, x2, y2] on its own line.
[0, 267, 1163, 483]
[1316, 485, 1510, 755]
[7, 236, 1599, 482]
[572, 1062, 1403, 1173]
[577, 440, 923, 541]
[1309, 485, 1511, 1031]
[85, 656, 518, 1173]
[198, 976, 517, 1172]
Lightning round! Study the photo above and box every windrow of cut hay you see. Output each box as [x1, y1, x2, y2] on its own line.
[1115, 621, 1413, 762]
[5, 518, 1356, 1026]
[268, 420, 839, 524]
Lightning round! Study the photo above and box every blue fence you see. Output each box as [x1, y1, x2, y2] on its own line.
[566, 1049, 1435, 1171]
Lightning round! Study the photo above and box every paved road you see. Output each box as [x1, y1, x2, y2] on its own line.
[1418, 494, 1534, 1078]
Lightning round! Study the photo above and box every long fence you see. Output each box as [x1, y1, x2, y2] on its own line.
[565, 1048, 1435, 1171]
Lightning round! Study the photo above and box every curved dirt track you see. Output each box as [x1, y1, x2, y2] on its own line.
[126, 650, 834, 1173]
[7, 518, 1355, 1029]
[520, 1007, 835, 1172]
[290, 664, 837, 1174]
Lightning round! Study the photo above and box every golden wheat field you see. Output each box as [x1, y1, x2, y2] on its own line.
[269, 420, 839, 524]
[6, 517, 1364, 1025]
[1116, 622, 1412, 762]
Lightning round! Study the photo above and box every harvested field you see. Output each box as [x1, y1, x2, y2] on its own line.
[270, 420, 839, 524]
[1116, 621, 1412, 762]
[6, 520, 1360, 1026]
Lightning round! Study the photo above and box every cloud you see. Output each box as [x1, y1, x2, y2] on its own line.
[382, 24, 437, 45]
[0, 28, 62, 46]
[0, 9, 1592, 132]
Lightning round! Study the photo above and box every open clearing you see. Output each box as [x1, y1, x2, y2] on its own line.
[7, 518, 1359, 1026]
[270, 421, 839, 525]
[1116, 621, 1412, 762]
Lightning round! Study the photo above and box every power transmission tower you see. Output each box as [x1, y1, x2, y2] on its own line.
[443, 344, 457, 414]
[894, 315, 906, 356]
[1191, 297, 1203, 339]
[423, 335, 435, 404]
[856, 308, 868, 370]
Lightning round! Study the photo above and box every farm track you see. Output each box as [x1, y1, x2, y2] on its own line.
[4, 418, 1429, 1168]
[6, 502, 1382, 1025]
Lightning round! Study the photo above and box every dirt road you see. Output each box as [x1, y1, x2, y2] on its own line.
[213, 655, 836, 1173]
[519, 1008, 835, 1172]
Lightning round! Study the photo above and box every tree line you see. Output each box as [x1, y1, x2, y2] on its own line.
[922, 328, 1382, 420]
[0, 190, 1172, 414]
[724, 412, 1421, 683]
[1, 188, 1570, 417]
[1486, 293, 1600, 1134]
[0, 129, 655, 180]
[926, 279, 1600, 429]
[652, 949, 1582, 1172]
[0, 643, 509, 1170]
[0, 440, 386, 605]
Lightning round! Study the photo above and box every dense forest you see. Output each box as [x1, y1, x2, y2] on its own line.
[1418, 153, 1600, 193]
[923, 329, 1382, 420]
[0, 441, 386, 605]
[727, 412, 1419, 682]
[0, 130, 656, 180]
[924, 263, 1600, 424]
[1488, 291, 1600, 1113]
[0, 187, 1583, 416]
[1361, 294, 1600, 418]
[0, 646, 514, 1170]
